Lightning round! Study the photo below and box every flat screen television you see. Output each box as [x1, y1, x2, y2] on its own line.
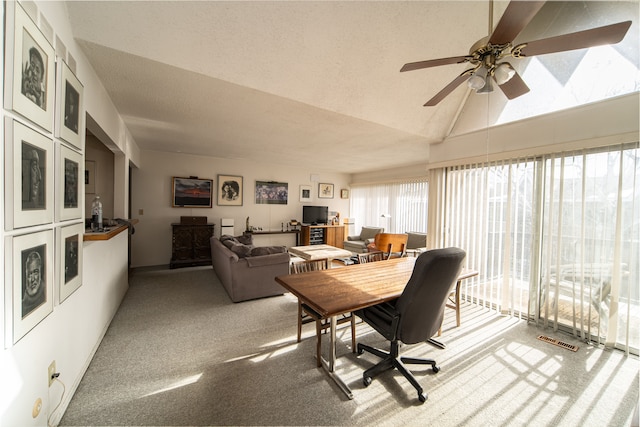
[303, 205, 328, 225]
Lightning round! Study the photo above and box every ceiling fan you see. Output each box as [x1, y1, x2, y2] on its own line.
[401, 1, 632, 106]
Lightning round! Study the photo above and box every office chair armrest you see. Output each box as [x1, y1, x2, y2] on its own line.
[369, 301, 398, 316]
[359, 302, 400, 341]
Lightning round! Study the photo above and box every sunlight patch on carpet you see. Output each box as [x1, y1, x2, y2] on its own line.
[142, 373, 203, 397]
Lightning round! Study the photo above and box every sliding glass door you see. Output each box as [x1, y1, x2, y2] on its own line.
[538, 145, 639, 353]
[441, 143, 639, 354]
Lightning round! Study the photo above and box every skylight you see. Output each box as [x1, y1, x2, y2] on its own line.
[497, 44, 640, 125]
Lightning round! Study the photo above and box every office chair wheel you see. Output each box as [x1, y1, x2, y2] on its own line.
[432, 365, 440, 373]
[418, 392, 427, 403]
[363, 375, 372, 387]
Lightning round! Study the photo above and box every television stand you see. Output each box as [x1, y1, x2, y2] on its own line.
[300, 224, 346, 248]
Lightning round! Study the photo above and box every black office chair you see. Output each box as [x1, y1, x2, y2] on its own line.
[356, 247, 466, 403]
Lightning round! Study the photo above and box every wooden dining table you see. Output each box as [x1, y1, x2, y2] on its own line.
[275, 256, 478, 399]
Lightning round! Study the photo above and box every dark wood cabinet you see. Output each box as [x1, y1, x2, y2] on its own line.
[170, 223, 215, 269]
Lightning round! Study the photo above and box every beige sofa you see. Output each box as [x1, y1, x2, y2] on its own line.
[210, 235, 290, 302]
[343, 226, 384, 253]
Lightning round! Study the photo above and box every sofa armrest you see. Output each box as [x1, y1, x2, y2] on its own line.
[347, 235, 361, 241]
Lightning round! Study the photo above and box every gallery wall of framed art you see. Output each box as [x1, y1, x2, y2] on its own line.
[2, 1, 87, 347]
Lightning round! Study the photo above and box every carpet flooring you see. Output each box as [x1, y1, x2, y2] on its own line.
[59, 266, 639, 426]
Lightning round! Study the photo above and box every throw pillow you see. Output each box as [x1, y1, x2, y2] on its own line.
[235, 234, 253, 246]
[230, 243, 252, 258]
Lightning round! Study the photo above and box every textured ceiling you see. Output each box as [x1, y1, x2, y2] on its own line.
[64, 1, 636, 174]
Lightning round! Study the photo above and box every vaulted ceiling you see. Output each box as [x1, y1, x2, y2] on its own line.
[64, 1, 638, 174]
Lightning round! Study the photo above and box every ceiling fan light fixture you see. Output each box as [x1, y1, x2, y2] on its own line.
[477, 77, 494, 94]
[494, 62, 516, 85]
[467, 66, 488, 90]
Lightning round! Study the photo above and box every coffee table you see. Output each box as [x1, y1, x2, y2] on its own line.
[288, 244, 352, 261]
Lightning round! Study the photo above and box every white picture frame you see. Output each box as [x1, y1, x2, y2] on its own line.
[5, 229, 54, 345]
[56, 144, 82, 221]
[4, 118, 54, 230]
[217, 174, 243, 206]
[57, 223, 83, 304]
[55, 60, 84, 150]
[299, 185, 312, 202]
[3, 1, 56, 132]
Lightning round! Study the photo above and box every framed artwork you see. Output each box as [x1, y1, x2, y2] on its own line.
[172, 177, 213, 208]
[255, 181, 288, 205]
[318, 183, 334, 199]
[6, 229, 54, 345]
[84, 160, 96, 194]
[55, 60, 84, 150]
[4, 1, 56, 132]
[4, 119, 54, 230]
[299, 185, 312, 202]
[57, 223, 83, 304]
[217, 174, 243, 206]
[341, 189, 350, 199]
[56, 144, 82, 221]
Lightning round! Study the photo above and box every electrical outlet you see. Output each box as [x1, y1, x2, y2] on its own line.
[48, 360, 56, 387]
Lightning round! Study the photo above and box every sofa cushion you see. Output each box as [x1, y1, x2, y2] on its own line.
[230, 243, 253, 258]
[220, 235, 238, 249]
[250, 246, 287, 257]
[360, 226, 384, 241]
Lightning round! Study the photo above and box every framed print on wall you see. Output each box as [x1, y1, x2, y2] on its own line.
[341, 189, 350, 199]
[217, 175, 243, 206]
[4, 118, 54, 230]
[57, 223, 83, 304]
[85, 160, 96, 194]
[5, 229, 54, 345]
[172, 177, 213, 208]
[4, 1, 56, 132]
[56, 144, 82, 221]
[300, 185, 312, 202]
[318, 183, 334, 199]
[55, 60, 84, 150]
[255, 181, 288, 205]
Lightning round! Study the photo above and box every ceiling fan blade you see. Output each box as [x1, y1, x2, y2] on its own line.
[401, 56, 470, 72]
[516, 20, 632, 57]
[424, 73, 471, 106]
[497, 71, 530, 100]
[489, 0, 546, 45]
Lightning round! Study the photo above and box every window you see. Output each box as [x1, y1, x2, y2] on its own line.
[350, 179, 428, 234]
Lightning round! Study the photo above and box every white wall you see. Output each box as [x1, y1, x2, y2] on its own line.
[130, 150, 352, 267]
[428, 93, 640, 168]
[1, 2, 139, 426]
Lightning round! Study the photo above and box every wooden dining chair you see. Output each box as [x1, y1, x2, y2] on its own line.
[290, 258, 356, 367]
[357, 251, 386, 264]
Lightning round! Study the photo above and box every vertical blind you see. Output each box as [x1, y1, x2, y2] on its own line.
[433, 142, 639, 355]
[350, 179, 428, 234]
